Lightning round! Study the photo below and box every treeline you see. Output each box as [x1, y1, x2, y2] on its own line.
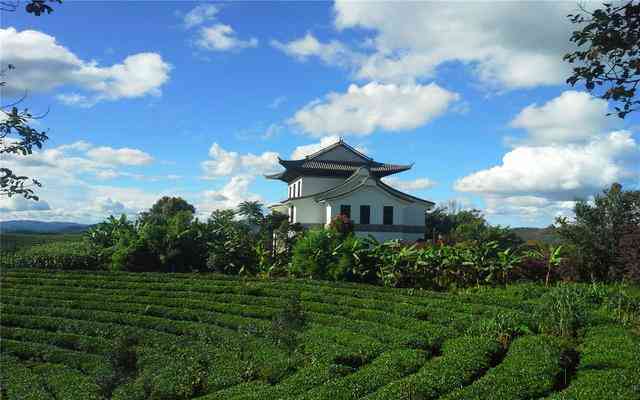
[2, 183, 639, 289]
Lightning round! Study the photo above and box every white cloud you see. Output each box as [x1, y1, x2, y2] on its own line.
[510, 91, 616, 145]
[271, 33, 356, 67]
[290, 136, 368, 160]
[332, 1, 575, 88]
[455, 131, 639, 200]
[482, 195, 576, 222]
[290, 82, 459, 137]
[1, 28, 171, 105]
[196, 24, 258, 51]
[269, 96, 287, 109]
[382, 177, 436, 192]
[197, 175, 262, 217]
[1, 141, 157, 188]
[56, 93, 95, 108]
[455, 90, 640, 223]
[183, 4, 219, 28]
[291, 136, 340, 159]
[0, 196, 50, 212]
[86, 146, 154, 166]
[201, 143, 280, 179]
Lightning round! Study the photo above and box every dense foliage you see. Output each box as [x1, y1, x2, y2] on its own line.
[0, 271, 638, 399]
[3, 184, 638, 289]
[556, 183, 640, 283]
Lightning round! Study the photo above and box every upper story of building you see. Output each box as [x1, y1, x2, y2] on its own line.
[265, 138, 414, 200]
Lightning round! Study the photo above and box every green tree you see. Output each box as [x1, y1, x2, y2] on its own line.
[139, 196, 196, 224]
[237, 200, 265, 227]
[556, 183, 640, 281]
[564, 1, 640, 118]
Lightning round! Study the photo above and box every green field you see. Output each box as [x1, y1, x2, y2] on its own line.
[0, 233, 83, 253]
[1, 269, 639, 400]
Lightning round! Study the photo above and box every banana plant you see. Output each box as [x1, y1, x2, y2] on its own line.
[527, 244, 564, 287]
[495, 248, 524, 285]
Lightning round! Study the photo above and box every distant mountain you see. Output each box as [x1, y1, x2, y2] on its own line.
[512, 226, 561, 245]
[0, 220, 91, 234]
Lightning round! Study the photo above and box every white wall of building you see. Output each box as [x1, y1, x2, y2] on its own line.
[325, 185, 426, 226]
[300, 176, 345, 196]
[276, 173, 429, 242]
[289, 197, 324, 224]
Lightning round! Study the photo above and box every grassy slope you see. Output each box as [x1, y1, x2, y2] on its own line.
[0, 233, 83, 253]
[0, 270, 638, 400]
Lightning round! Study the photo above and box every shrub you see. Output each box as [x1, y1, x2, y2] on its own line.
[442, 335, 568, 400]
[290, 229, 339, 280]
[1, 241, 103, 270]
[535, 284, 589, 337]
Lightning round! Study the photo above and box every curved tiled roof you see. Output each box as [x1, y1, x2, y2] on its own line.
[265, 159, 412, 181]
[314, 168, 433, 205]
[264, 139, 413, 182]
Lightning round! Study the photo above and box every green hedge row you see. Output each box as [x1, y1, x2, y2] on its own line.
[0, 325, 111, 355]
[441, 335, 567, 400]
[298, 349, 427, 400]
[548, 325, 640, 400]
[2, 287, 450, 349]
[364, 336, 502, 400]
[547, 369, 640, 400]
[579, 325, 640, 370]
[1, 339, 107, 376]
[2, 270, 515, 316]
[2, 283, 457, 342]
[0, 242, 103, 270]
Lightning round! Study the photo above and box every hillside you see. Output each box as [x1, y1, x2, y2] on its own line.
[1, 270, 638, 399]
[0, 220, 91, 234]
[512, 226, 561, 245]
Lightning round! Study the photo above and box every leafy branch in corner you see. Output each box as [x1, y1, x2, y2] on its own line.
[564, 1, 640, 118]
[1, 65, 49, 200]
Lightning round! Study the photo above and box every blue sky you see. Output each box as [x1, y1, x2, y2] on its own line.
[1, 1, 639, 227]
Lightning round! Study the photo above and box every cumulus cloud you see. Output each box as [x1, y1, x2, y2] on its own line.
[0, 197, 50, 212]
[183, 4, 219, 28]
[510, 91, 617, 145]
[2, 141, 157, 188]
[196, 24, 258, 51]
[454, 90, 640, 223]
[289, 82, 459, 137]
[197, 175, 263, 217]
[86, 146, 154, 166]
[481, 195, 576, 222]
[271, 33, 357, 67]
[382, 177, 436, 192]
[0, 28, 171, 105]
[201, 143, 280, 179]
[455, 131, 639, 200]
[290, 136, 368, 160]
[181, 5, 257, 52]
[332, 1, 575, 88]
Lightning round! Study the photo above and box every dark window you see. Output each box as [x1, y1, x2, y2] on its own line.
[383, 206, 394, 225]
[360, 205, 370, 225]
[340, 204, 351, 219]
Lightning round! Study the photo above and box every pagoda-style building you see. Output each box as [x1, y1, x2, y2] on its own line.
[266, 139, 434, 242]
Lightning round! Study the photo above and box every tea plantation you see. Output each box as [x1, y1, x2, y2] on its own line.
[1, 269, 639, 399]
